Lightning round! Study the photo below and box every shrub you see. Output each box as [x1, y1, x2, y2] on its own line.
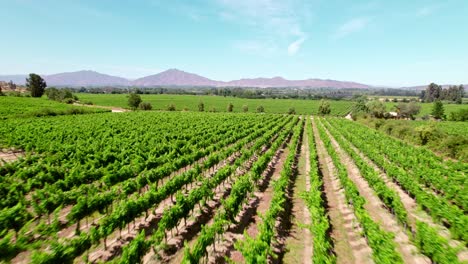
[242, 105, 248, 112]
[127, 93, 142, 109]
[227, 103, 234, 112]
[167, 104, 176, 111]
[256, 105, 264, 113]
[198, 101, 204, 112]
[139, 102, 152, 111]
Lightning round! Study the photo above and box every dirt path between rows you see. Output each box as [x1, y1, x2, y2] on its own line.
[207, 142, 290, 263]
[282, 128, 312, 264]
[312, 118, 373, 264]
[0, 148, 24, 165]
[325, 120, 468, 262]
[74, 103, 129, 113]
[321, 122, 430, 264]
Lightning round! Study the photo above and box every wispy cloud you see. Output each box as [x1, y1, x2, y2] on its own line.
[233, 39, 278, 57]
[288, 36, 307, 55]
[215, 0, 312, 55]
[333, 17, 372, 39]
[416, 5, 440, 17]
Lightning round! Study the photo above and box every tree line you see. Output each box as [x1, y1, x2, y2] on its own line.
[421, 83, 464, 103]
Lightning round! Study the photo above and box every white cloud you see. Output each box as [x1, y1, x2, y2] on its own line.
[216, 0, 312, 55]
[416, 5, 439, 17]
[287, 36, 307, 55]
[333, 17, 372, 39]
[233, 40, 278, 56]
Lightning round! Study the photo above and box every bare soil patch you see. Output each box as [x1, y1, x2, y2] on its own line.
[0, 148, 24, 165]
[322, 124, 430, 264]
[311, 118, 373, 264]
[330, 124, 468, 262]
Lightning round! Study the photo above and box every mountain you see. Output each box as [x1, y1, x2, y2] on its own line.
[132, 69, 220, 86]
[0, 75, 28, 85]
[1, 69, 372, 88]
[225, 77, 371, 88]
[44, 70, 129, 86]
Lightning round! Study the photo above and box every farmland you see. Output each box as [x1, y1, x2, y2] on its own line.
[0, 96, 109, 119]
[77, 94, 354, 115]
[1, 108, 467, 264]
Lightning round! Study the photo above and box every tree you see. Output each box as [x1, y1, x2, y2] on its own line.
[227, 103, 234, 112]
[242, 105, 248, 112]
[198, 101, 204, 112]
[127, 93, 142, 109]
[26, 73, 47, 97]
[8, 80, 16, 91]
[366, 101, 386, 118]
[288, 107, 296, 115]
[395, 102, 420, 119]
[431, 100, 445, 120]
[353, 96, 368, 113]
[424, 83, 442, 102]
[139, 102, 152, 110]
[256, 105, 264, 113]
[167, 104, 176, 111]
[318, 100, 331, 115]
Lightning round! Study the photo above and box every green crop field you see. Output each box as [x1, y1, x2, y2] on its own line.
[0, 96, 109, 119]
[77, 93, 354, 115]
[384, 101, 468, 117]
[1, 112, 466, 264]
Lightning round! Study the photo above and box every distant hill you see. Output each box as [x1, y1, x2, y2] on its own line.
[0, 75, 27, 85]
[44, 70, 129, 86]
[2, 69, 464, 89]
[225, 77, 371, 88]
[132, 69, 220, 86]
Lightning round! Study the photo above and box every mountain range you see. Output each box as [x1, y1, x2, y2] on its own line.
[1, 69, 465, 89]
[0, 69, 372, 89]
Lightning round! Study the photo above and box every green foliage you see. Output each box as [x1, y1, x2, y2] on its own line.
[138, 102, 152, 111]
[198, 101, 204, 112]
[414, 125, 442, 145]
[127, 93, 142, 109]
[227, 102, 234, 112]
[26, 73, 47, 98]
[167, 104, 176, 111]
[366, 100, 386, 118]
[449, 108, 468, 121]
[45, 88, 75, 102]
[77, 94, 355, 115]
[256, 105, 264, 113]
[431, 100, 445, 120]
[318, 99, 331, 115]
[394, 102, 421, 119]
[287, 107, 296, 114]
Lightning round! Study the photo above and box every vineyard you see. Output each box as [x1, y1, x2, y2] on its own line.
[0, 111, 467, 264]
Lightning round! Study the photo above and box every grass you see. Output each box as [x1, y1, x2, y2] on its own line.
[77, 94, 354, 115]
[0, 96, 110, 119]
[383, 101, 468, 117]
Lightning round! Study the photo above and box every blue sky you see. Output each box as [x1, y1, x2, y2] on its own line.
[1, 0, 467, 86]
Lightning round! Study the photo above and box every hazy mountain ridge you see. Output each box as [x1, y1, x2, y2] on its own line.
[0, 69, 464, 89]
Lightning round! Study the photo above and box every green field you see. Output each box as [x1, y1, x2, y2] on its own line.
[78, 93, 354, 115]
[0, 96, 109, 119]
[383, 101, 468, 117]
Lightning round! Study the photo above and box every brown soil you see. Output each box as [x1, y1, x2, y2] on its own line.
[327, 121, 468, 262]
[282, 128, 312, 264]
[321, 122, 430, 264]
[311, 118, 374, 264]
[208, 141, 290, 263]
[73, 103, 129, 113]
[0, 148, 24, 165]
